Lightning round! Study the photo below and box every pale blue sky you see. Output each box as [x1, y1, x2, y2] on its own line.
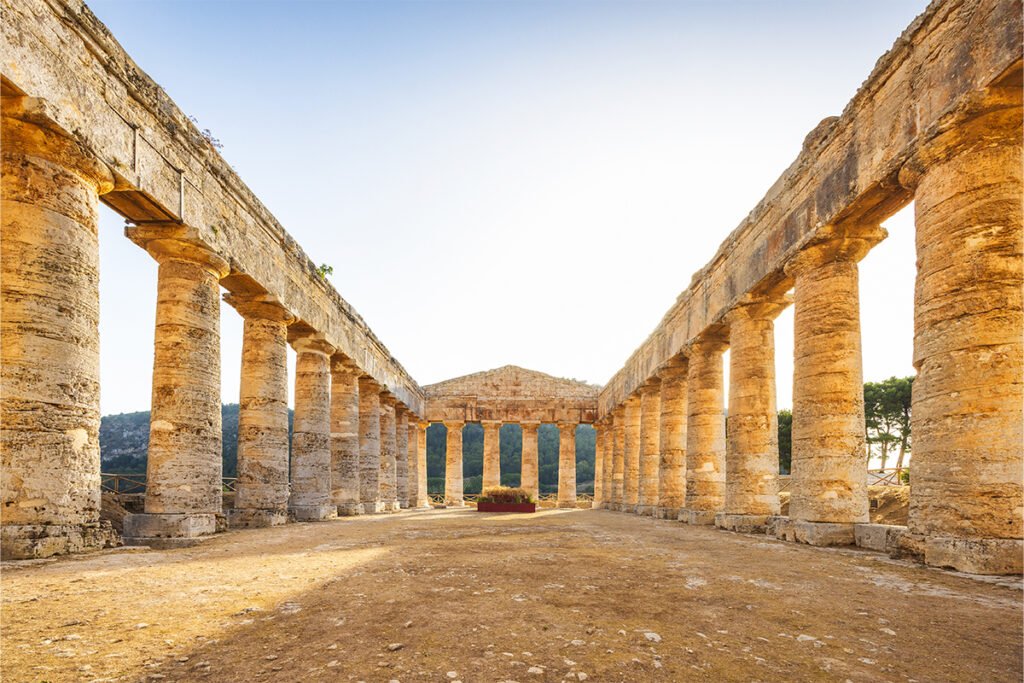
[89, 0, 926, 416]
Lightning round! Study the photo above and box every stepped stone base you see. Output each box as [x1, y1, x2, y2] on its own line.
[768, 517, 855, 546]
[123, 513, 218, 548]
[337, 503, 364, 517]
[921, 536, 1023, 575]
[1, 522, 119, 560]
[635, 505, 657, 517]
[715, 513, 770, 534]
[361, 501, 386, 514]
[679, 509, 717, 525]
[227, 508, 288, 528]
[655, 507, 681, 520]
[382, 500, 401, 513]
[289, 504, 338, 522]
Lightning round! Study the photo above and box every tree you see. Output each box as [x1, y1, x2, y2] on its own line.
[864, 377, 914, 470]
[777, 409, 792, 474]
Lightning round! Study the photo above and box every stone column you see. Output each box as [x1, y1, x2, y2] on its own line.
[227, 296, 294, 528]
[592, 421, 606, 508]
[637, 381, 662, 516]
[330, 356, 361, 515]
[444, 420, 465, 507]
[623, 395, 642, 512]
[288, 335, 337, 521]
[902, 113, 1023, 574]
[379, 395, 399, 512]
[610, 408, 625, 510]
[681, 335, 727, 524]
[657, 358, 688, 520]
[520, 422, 540, 500]
[1, 101, 116, 558]
[482, 421, 502, 490]
[601, 422, 614, 509]
[717, 299, 784, 533]
[777, 230, 881, 546]
[121, 229, 230, 546]
[395, 406, 410, 508]
[557, 423, 578, 508]
[414, 420, 431, 508]
[358, 376, 383, 514]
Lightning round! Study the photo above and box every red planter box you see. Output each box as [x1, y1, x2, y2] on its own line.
[476, 501, 536, 513]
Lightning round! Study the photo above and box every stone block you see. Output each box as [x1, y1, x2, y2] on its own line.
[715, 513, 770, 534]
[656, 507, 681, 520]
[1, 522, 118, 560]
[226, 508, 287, 529]
[924, 537, 1024, 575]
[123, 513, 217, 547]
[768, 516, 855, 546]
[635, 505, 657, 517]
[854, 523, 905, 552]
[337, 503, 364, 517]
[680, 509, 717, 525]
[289, 504, 338, 522]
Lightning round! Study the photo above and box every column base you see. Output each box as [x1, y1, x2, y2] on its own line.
[656, 506, 681, 520]
[227, 508, 288, 529]
[715, 513, 770, 534]
[1, 522, 120, 560]
[922, 536, 1023, 575]
[444, 499, 465, 508]
[289, 504, 338, 522]
[360, 501, 386, 514]
[556, 500, 578, 509]
[679, 509, 717, 525]
[767, 516, 855, 546]
[381, 500, 401, 513]
[336, 503, 364, 517]
[635, 504, 657, 517]
[399, 501, 410, 509]
[123, 513, 218, 548]
[853, 523, 906, 553]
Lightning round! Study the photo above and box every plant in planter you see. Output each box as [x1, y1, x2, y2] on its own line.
[476, 486, 536, 513]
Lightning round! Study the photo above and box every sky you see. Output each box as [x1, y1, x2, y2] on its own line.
[88, 0, 926, 417]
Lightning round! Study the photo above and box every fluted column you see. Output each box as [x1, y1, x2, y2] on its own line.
[657, 358, 688, 519]
[902, 111, 1023, 574]
[358, 376, 383, 514]
[520, 422, 540, 499]
[601, 421, 614, 509]
[781, 230, 881, 544]
[610, 408, 625, 510]
[444, 420, 465, 507]
[623, 396, 642, 512]
[120, 232, 229, 545]
[228, 296, 294, 528]
[482, 421, 502, 490]
[414, 421, 431, 508]
[681, 335, 727, 524]
[556, 423, 577, 508]
[330, 356, 361, 516]
[395, 406, 410, 508]
[637, 381, 661, 516]
[592, 421, 606, 508]
[379, 395, 399, 512]
[717, 299, 784, 533]
[1, 102, 116, 558]
[288, 335, 337, 521]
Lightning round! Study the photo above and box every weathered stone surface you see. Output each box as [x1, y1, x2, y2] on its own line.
[636, 382, 661, 516]
[593, 421, 608, 508]
[682, 337, 726, 521]
[656, 359, 687, 519]
[443, 421, 465, 507]
[520, 422, 540, 500]
[854, 523, 906, 552]
[413, 420, 430, 508]
[330, 356, 361, 516]
[288, 336, 336, 522]
[556, 423, 577, 508]
[768, 516, 856, 547]
[482, 421, 501, 490]
[610, 409, 625, 510]
[358, 377, 383, 514]
[622, 397, 641, 512]
[378, 396, 399, 512]
[715, 513, 770, 534]
[1, 101, 113, 558]
[723, 299, 784, 520]
[395, 406, 410, 508]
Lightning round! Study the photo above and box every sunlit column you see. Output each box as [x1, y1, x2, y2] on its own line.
[681, 334, 727, 524]
[482, 421, 502, 490]
[623, 396, 642, 512]
[288, 335, 337, 521]
[656, 357, 687, 520]
[520, 422, 540, 500]
[636, 381, 661, 516]
[610, 408, 626, 510]
[395, 405, 410, 508]
[330, 356, 361, 515]
[358, 376, 383, 514]
[556, 422, 577, 508]
[444, 420, 465, 507]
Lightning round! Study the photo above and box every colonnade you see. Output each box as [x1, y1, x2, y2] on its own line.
[435, 421, 581, 507]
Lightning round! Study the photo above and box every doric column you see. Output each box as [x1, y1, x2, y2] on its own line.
[378, 394, 399, 512]
[520, 422, 540, 499]
[288, 335, 337, 521]
[358, 376, 383, 514]
[681, 334, 727, 524]
[227, 295, 294, 528]
[901, 108, 1023, 574]
[395, 406, 410, 508]
[592, 421, 606, 508]
[781, 228, 881, 544]
[637, 381, 662, 516]
[623, 395, 642, 512]
[601, 421, 614, 509]
[443, 420, 465, 507]
[121, 228, 230, 546]
[482, 421, 502, 490]
[414, 420, 431, 508]
[717, 298, 785, 533]
[656, 358, 688, 520]
[1, 101, 115, 558]
[556, 423, 578, 508]
[330, 356, 361, 515]
[610, 408, 626, 510]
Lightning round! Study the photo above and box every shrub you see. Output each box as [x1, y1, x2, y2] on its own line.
[478, 486, 534, 504]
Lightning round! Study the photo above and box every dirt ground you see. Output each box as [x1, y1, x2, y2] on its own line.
[2, 508, 1021, 683]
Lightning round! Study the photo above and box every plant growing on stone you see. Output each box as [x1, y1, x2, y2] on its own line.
[316, 263, 334, 280]
[478, 486, 534, 504]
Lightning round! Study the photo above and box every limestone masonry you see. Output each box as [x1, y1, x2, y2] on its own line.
[0, 0, 1021, 576]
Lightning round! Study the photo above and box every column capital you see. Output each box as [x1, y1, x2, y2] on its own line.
[126, 223, 230, 278]
[290, 332, 335, 357]
[639, 378, 661, 396]
[330, 354, 361, 375]
[689, 329, 729, 355]
[556, 421, 578, 431]
[379, 393, 397, 408]
[656, 355, 688, 381]
[784, 224, 887, 277]
[442, 419, 465, 429]
[417, 419, 431, 429]
[224, 293, 295, 323]
[519, 421, 541, 432]
[480, 420, 503, 428]
[724, 292, 792, 324]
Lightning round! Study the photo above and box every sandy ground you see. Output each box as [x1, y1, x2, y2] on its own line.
[2, 508, 1021, 683]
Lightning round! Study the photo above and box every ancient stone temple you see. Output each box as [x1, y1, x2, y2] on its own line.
[1, 0, 1021, 583]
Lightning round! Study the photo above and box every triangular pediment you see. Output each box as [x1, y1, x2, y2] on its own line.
[424, 365, 599, 401]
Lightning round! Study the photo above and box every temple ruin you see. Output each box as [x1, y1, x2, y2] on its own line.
[1, 0, 1021, 582]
